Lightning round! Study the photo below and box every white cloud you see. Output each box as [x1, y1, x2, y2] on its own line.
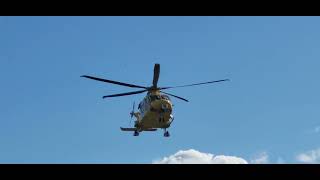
[152, 149, 248, 164]
[250, 152, 269, 164]
[296, 148, 320, 163]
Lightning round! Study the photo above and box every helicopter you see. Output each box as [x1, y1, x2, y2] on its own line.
[81, 63, 229, 137]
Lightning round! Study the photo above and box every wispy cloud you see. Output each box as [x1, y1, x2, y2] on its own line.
[250, 152, 269, 164]
[314, 126, 320, 133]
[152, 149, 248, 164]
[305, 126, 320, 134]
[276, 157, 285, 164]
[296, 148, 320, 163]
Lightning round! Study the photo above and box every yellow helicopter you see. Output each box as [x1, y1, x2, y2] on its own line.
[81, 63, 229, 137]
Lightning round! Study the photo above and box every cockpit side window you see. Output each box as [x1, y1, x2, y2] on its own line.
[161, 95, 170, 100]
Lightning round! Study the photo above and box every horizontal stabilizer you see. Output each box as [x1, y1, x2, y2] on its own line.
[120, 127, 158, 131]
[120, 127, 137, 131]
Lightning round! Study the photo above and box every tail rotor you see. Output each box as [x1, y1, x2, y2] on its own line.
[129, 101, 135, 126]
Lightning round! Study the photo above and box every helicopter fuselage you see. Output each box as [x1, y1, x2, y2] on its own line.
[134, 91, 174, 131]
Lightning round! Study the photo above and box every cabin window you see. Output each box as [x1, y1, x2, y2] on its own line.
[150, 95, 160, 101]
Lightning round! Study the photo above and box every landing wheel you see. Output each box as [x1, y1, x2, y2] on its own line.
[133, 131, 139, 136]
[164, 131, 170, 137]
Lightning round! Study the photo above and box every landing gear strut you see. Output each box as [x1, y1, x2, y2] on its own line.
[163, 129, 170, 137]
[159, 112, 164, 123]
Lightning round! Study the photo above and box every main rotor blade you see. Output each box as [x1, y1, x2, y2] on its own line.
[160, 91, 189, 102]
[103, 90, 147, 99]
[160, 79, 230, 90]
[81, 75, 147, 89]
[152, 63, 160, 87]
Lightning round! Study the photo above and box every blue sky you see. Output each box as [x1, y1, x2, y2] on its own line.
[1, 16, 320, 163]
